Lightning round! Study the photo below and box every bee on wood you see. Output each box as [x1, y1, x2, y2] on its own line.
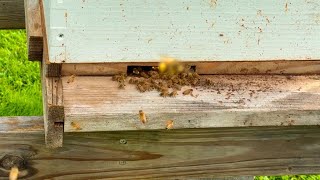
[148, 70, 159, 79]
[191, 78, 199, 86]
[205, 78, 213, 86]
[166, 120, 174, 129]
[118, 81, 126, 89]
[140, 71, 149, 78]
[112, 72, 126, 81]
[71, 121, 82, 130]
[158, 81, 168, 91]
[153, 83, 162, 91]
[160, 88, 169, 97]
[67, 74, 76, 83]
[183, 88, 193, 96]
[139, 110, 147, 124]
[137, 84, 147, 92]
[187, 72, 194, 79]
[169, 90, 178, 97]
[142, 81, 153, 91]
[180, 72, 187, 79]
[9, 166, 19, 180]
[192, 72, 200, 79]
[167, 79, 173, 88]
[129, 77, 140, 84]
[173, 84, 182, 91]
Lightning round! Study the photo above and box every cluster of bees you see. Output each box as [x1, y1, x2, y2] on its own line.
[112, 67, 205, 97]
[112, 59, 213, 97]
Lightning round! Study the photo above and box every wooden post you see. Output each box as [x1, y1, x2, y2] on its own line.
[24, 0, 43, 61]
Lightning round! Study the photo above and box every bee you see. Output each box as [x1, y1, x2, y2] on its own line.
[71, 122, 82, 130]
[67, 74, 76, 83]
[9, 166, 19, 180]
[160, 87, 169, 97]
[142, 81, 153, 91]
[139, 110, 147, 124]
[183, 88, 193, 96]
[137, 84, 146, 92]
[191, 78, 199, 86]
[112, 75, 119, 81]
[205, 78, 213, 86]
[169, 90, 178, 97]
[159, 81, 167, 88]
[192, 72, 200, 79]
[112, 72, 126, 81]
[118, 81, 126, 89]
[166, 120, 174, 129]
[148, 70, 159, 78]
[167, 80, 173, 88]
[129, 77, 139, 84]
[180, 72, 187, 79]
[172, 84, 182, 91]
[140, 71, 149, 78]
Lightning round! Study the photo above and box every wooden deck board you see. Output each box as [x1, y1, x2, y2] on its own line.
[0, 116, 320, 179]
[62, 75, 320, 132]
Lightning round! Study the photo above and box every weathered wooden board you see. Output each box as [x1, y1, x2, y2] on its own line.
[24, 0, 43, 61]
[62, 75, 320, 132]
[42, 0, 320, 63]
[0, 116, 320, 179]
[0, 116, 43, 133]
[41, 60, 64, 148]
[61, 61, 320, 76]
[0, 0, 25, 29]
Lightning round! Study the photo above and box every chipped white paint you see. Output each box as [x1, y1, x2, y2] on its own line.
[43, 0, 320, 63]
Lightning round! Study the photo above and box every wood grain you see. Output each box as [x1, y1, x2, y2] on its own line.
[0, 116, 43, 133]
[24, 0, 43, 61]
[40, 0, 64, 148]
[0, 116, 319, 179]
[62, 61, 320, 76]
[0, 0, 25, 29]
[41, 74, 64, 148]
[62, 75, 320, 132]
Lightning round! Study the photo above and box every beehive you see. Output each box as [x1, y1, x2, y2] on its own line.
[35, 0, 320, 148]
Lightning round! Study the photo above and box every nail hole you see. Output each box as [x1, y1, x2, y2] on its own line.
[119, 139, 127, 144]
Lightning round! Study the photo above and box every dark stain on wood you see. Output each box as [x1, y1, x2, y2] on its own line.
[0, 125, 319, 178]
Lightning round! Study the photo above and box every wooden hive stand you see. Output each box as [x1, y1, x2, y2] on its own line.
[0, 0, 319, 179]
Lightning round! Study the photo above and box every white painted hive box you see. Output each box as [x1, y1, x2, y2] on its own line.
[42, 0, 320, 63]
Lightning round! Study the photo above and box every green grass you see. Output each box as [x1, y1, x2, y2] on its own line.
[0, 30, 319, 180]
[255, 175, 320, 180]
[0, 30, 42, 116]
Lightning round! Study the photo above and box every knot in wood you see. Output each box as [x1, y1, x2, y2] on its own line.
[0, 154, 26, 170]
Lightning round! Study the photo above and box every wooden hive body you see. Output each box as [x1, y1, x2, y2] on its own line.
[27, 0, 320, 148]
[42, 0, 320, 63]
